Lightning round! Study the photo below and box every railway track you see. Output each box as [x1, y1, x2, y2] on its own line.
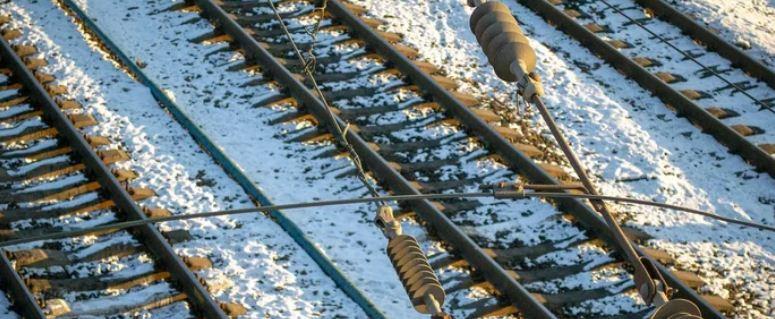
[150, 0, 735, 317]
[517, 0, 775, 178]
[0, 18, 245, 318]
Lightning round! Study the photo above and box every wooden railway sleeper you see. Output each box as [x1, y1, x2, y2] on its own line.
[0, 25, 252, 317]
[468, 1, 703, 317]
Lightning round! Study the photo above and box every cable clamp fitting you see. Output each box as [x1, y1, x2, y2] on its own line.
[375, 205, 402, 239]
[517, 72, 544, 99]
[492, 183, 526, 199]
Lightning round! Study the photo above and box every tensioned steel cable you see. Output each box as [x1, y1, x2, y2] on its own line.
[302, 0, 329, 75]
[598, 0, 774, 113]
[266, 0, 384, 202]
[1, 190, 771, 248]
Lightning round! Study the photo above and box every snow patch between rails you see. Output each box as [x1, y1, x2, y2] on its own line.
[666, 0, 775, 68]
[1, 1, 369, 318]
[351, 0, 774, 317]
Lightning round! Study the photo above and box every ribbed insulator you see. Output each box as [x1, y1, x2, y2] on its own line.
[469, 1, 536, 82]
[649, 299, 703, 319]
[387, 235, 445, 314]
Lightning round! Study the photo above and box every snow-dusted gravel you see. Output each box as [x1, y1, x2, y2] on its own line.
[53, 0, 516, 316]
[350, 0, 774, 317]
[560, 0, 775, 146]
[1, 0, 772, 317]
[665, 0, 775, 68]
[0, 1, 369, 317]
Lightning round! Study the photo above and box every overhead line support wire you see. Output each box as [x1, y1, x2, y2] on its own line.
[266, 0, 383, 202]
[265, 2, 450, 317]
[2, 188, 771, 249]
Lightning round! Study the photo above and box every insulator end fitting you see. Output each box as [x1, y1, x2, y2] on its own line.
[387, 235, 446, 315]
[375, 205, 402, 238]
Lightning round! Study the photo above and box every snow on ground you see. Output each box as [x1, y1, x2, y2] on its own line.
[0, 293, 15, 319]
[665, 0, 775, 68]
[350, 0, 774, 317]
[54, 0, 434, 317]
[65, 0, 656, 316]
[2, 0, 772, 317]
[0, 1, 368, 318]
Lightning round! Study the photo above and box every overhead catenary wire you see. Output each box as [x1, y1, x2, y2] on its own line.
[265, 0, 383, 202]
[302, 0, 329, 74]
[1, 189, 771, 248]
[264, 5, 448, 316]
[265, 3, 455, 316]
[598, 0, 774, 113]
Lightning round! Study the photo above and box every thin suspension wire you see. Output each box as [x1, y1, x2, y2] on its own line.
[302, 0, 329, 75]
[598, 0, 774, 113]
[1, 191, 771, 248]
[266, 0, 383, 202]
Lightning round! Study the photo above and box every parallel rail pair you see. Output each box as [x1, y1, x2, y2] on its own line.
[4, 0, 760, 317]
[0, 18, 234, 319]
[519, 0, 775, 177]
[185, 0, 727, 317]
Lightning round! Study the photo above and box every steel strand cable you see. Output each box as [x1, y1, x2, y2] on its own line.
[265, 0, 383, 201]
[2, 190, 772, 248]
[264, 2, 448, 316]
[598, 0, 774, 113]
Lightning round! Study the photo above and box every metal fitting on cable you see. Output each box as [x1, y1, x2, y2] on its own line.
[376, 206, 449, 318]
[375, 205, 403, 239]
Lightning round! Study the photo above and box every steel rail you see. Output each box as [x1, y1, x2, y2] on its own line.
[192, 0, 556, 317]
[598, 0, 772, 114]
[634, 0, 775, 90]
[0, 250, 45, 318]
[0, 30, 229, 319]
[0, 37, 49, 319]
[512, 0, 731, 317]
[519, 0, 775, 179]
[328, 0, 726, 318]
[57, 0, 386, 317]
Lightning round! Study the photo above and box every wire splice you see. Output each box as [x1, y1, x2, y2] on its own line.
[266, 0, 383, 203]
